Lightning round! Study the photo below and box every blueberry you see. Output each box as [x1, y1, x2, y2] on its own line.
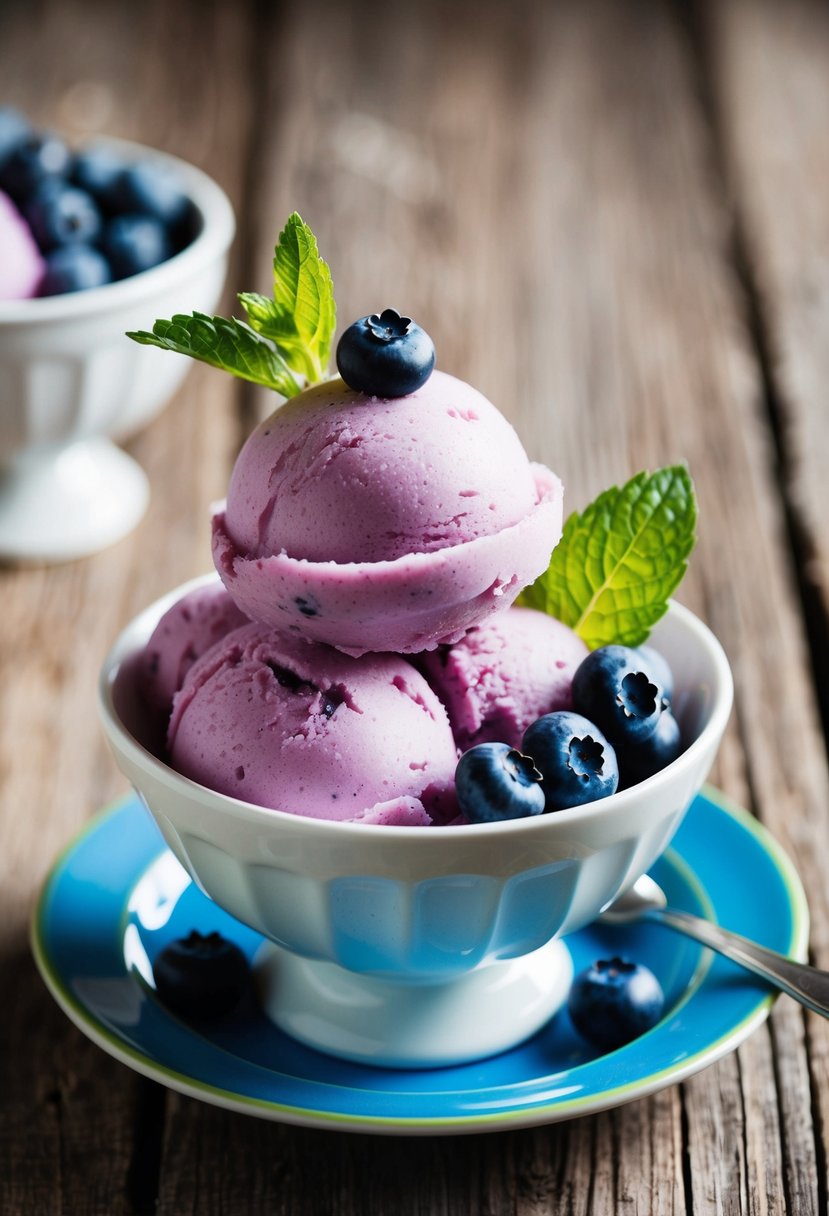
[0, 107, 30, 170]
[636, 644, 674, 703]
[25, 184, 102, 251]
[39, 245, 111, 295]
[102, 213, 171, 278]
[115, 160, 190, 226]
[568, 957, 665, 1050]
[0, 132, 70, 202]
[621, 707, 682, 786]
[522, 711, 618, 811]
[336, 308, 436, 397]
[71, 145, 124, 209]
[152, 930, 250, 1020]
[455, 742, 545, 823]
[172, 196, 202, 250]
[572, 645, 666, 749]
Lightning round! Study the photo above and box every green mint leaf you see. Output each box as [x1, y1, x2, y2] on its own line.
[127, 313, 301, 397]
[518, 465, 697, 648]
[238, 212, 335, 383]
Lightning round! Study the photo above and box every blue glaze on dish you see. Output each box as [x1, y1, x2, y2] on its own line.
[32, 788, 808, 1133]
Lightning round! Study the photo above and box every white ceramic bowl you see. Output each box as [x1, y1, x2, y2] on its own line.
[98, 580, 733, 1066]
[0, 140, 235, 562]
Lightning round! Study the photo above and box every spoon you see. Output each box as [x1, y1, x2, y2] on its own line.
[600, 875, 829, 1018]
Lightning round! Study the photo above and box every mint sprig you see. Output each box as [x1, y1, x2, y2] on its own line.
[238, 213, 335, 384]
[128, 313, 299, 396]
[519, 465, 697, 649]
[127, 212, 335, 397]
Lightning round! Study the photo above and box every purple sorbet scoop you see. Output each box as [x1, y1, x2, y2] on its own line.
[213, 370, 564, 655]
[167, 621, 459, 824]
[418, 607, 588, 752]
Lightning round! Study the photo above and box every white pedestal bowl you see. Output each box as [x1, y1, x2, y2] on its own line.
[0, 140, 235, 563]
[99, 580, 733, 1067]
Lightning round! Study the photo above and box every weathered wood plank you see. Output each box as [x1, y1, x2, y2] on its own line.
[0, 0, 254, 1212]
[700, 2, 829, 1209]
[3, 0, 829, 1212]
[700, 0, 829, 632]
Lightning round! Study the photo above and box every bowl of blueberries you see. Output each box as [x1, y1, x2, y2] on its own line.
[0, 108, 235, 562]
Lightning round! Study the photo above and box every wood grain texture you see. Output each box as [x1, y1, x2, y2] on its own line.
[700, 7, 829, 1207]
[2, 0, 829, 1212]
[701, 0, 829, 626]
[0, 1, 253, 1213]
[154, 0, 824, 1208]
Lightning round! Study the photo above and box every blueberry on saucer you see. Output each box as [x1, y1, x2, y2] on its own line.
[152, 930, 250, 1020]
[568, 957, 665, 1050]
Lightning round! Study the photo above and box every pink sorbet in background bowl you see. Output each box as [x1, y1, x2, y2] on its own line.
[0, 190, 44, 300]
[0, 138, 234, 562]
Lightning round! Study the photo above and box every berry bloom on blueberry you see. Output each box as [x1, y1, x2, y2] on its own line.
[152, 930, 250, 1020]
[572, 645, 666, 748]
[522, 711, 619, 812]
[455, 742, 545, 823]
[336, 308, 436, 397]
[568, 956, 665, 1050]
[620, 705, 682, 785]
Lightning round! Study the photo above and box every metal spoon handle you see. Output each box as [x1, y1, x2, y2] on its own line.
[647, 908, 829, 1017]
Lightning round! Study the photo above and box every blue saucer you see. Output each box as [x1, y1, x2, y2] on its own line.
[32, 787, 808, 1134]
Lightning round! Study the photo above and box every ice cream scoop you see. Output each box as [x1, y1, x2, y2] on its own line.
[167, 620, 459, 823]
[212, 371, 563, 655]
[140, 582, 250, 714]
[0, 189, 43, 300]
[419, 607, 588, 752]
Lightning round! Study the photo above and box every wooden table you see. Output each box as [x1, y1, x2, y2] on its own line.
[3, 0, 829, 1210]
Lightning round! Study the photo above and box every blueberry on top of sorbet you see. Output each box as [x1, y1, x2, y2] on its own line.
[336, 308, 436, 397]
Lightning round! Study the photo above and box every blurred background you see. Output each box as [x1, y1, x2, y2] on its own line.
[2, 0, 829, 1210]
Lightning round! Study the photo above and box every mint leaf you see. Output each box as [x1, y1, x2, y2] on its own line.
[238, 212, 335, 383]
[518, 465, 697, 648]
[127, 213, 335, 393]
[127, 313, 301, 397]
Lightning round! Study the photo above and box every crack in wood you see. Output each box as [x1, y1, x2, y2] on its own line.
[125, 1080, 166, 1216]
[681, 0, 829, 763]
[680, 6, 829, 1214]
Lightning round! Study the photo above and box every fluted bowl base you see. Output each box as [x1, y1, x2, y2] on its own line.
[254, 937, 573, 1068]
